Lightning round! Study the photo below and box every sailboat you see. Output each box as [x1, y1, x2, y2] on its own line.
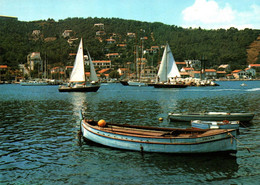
[154, 43, 187, 88]
[126, 45, 147, 86]
[58, 38, 100, 92]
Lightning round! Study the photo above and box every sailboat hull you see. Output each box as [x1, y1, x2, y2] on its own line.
[154, 83, 188, 88]
[58, 85, 100, 92]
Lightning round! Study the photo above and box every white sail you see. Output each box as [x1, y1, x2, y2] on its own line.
[70, 38, 85, 82]
[87, 50, 99, 82]
[157, 43, 180, 82]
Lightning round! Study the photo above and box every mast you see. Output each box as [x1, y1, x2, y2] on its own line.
[166, 43, 168, 82]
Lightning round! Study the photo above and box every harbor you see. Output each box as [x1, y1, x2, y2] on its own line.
[1, 80, 259, 184]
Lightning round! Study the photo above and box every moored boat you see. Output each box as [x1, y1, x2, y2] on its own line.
[191, 120, 240, 130]
[58, 38, 100, 92]
[168, 112, 255, 122]
[154, 43, 187, 88]
[20, 80, 49, 86]
[80, 111, 237, 154]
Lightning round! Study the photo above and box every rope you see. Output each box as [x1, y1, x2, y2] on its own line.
[228, 132, 251, 153]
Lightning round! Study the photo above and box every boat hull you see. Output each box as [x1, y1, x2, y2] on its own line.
[168, 113, 254, 122]
[120, 80, 129, 86]
[128, 81, 147, 86]
[20, 82, 49, 86]
[58, 85, 100, 92]
[80, 119, 237, 154]
[154, 83, 188, 88]
[191, 121, 240, 129]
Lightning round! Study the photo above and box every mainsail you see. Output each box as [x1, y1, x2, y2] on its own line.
[70, 38, 85, 82]
[87, 50, 99, 82]
[157, 43, 180, 82]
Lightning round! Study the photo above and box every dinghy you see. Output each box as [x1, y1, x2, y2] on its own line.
[79, 111, 237, 154]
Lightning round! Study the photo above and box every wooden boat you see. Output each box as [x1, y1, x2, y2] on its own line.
[191, 120, 240, 130]
[154, 43, 187, 88]
[58, 38, 100, 92]
[168, 112, 255, 122]
[79, 111, 237, 154]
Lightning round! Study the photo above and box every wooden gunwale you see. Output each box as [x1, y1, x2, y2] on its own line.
[82, 120, 234, 144]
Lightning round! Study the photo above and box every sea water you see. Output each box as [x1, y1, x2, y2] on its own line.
[1, 81, 259, 184]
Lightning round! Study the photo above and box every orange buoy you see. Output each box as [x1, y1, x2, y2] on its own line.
[159, 117, 163, 121]
[98, 119, 106, 127]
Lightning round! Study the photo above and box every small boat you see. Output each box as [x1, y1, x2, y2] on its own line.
[119, 80, 129, 86]
[127, 80, 147, 86]
[79, 111, 237, 154]
[20, 80, 49, 86]
[154, 43, 187, 88]
[191, 120, 240, 130]
[168, 112, 255, 122]
[58, 38, 100, 92]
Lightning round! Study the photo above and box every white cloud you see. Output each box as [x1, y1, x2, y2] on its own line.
[181, 0, 260, 29]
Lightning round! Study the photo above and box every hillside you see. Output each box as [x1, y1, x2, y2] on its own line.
[0, 17, 259, 71]
[247, 35, 260, 64]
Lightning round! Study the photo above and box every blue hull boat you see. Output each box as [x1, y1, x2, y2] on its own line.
[191, 120, 240, 130]
[80, 111, 237, 154]
[168, 112, 254, 122]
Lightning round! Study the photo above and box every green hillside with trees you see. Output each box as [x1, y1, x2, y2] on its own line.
[0, 17, 259, 72]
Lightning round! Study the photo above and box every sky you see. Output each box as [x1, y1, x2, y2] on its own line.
[1, 0, 259, 30]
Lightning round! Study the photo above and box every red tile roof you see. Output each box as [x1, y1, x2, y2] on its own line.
[232, 70, 242, 73]
[249, 64, 260, 67]
[217, 71, 226, 74]
[92, 60, 111, 63]
[205, 69, 216, 72]
[176, 62, 186, 65]
[0, 65, 8, 69]
[98, 68, 111, 73]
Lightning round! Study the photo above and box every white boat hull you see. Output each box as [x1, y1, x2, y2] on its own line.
[168, 112, 255, 122]
[81, 119, 237, 154]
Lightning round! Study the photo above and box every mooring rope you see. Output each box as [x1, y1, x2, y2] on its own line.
[228, 132, 251, 153]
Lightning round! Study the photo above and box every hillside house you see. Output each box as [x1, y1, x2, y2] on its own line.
[205, 69, 217, 79]
[27, 52, 42, 71]
[32, 30, 41, 36]
[94, 23, 104, 30]
[62, 30, 72, 38]
[218, 64, 230, 72]
[185, 60, 201, 68]
[180, 72, 190, 78]
[176, 62, 186, 71]
[181, 67, 194, 76]
[105, 53, 119, 59]
[117, 44, 127, 48]
[216, 71, 227, 78]
[98, 68, 111, 79]
[92, 60, 112, 69]
[232, 70, 246, 79]
[245, 68, 256, 78]
[248, 64, 260, 72]
[140, 68, 157, 80]
[0, 65, 8, 81]
[192, 71, 204, 79]
[96, 31, 106, 36]
[127, 33, 136, 38]
[106, 38, 116, 44]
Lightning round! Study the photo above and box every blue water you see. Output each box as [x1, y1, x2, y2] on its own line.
[1, 81, 260, 184]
